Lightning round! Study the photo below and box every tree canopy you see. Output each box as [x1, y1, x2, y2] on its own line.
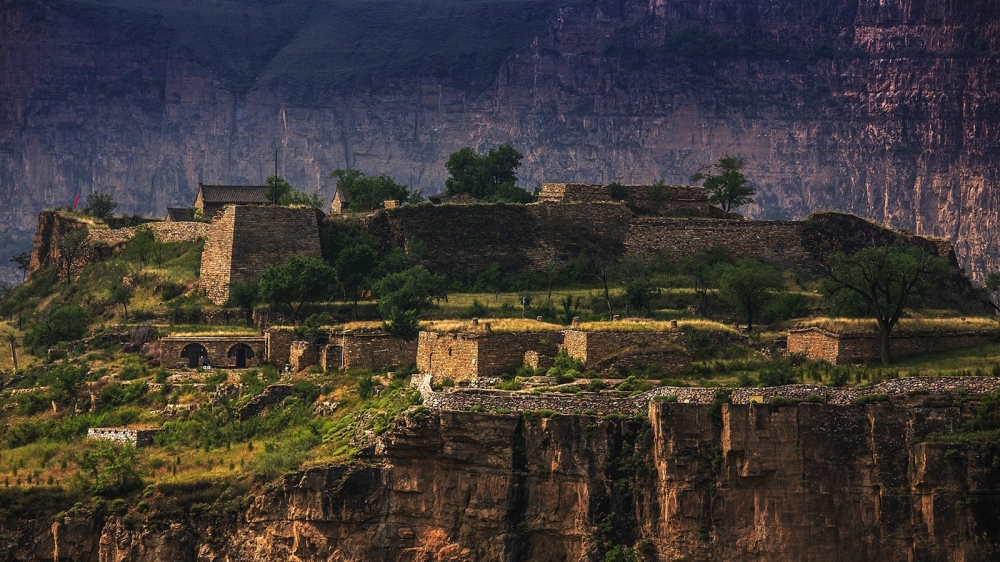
[258, 256, 335, 322]
[444, 144, 532, 203]
[823, 244, 947, 364]
[373, 266, 446, 340]
[718, 258, 783, 331]
[690, 156, 756, 213]
[330, 169, 415, 212]
[335, 243, 379, 319]
[265, 175, 293, 203]
[85, 191, 118, 220]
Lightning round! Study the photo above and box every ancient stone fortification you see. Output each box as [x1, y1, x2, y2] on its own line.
[199, 205, 323, 304]
[158, 335, 265, 369]
[417, 331, 560, 382]
[87, 221, 208, 246]
[86, 427, 162, 447]
[359, 206, 956, 282]
[563, 329, 683, 364]
[538, 183, 709, 216]
[788, 327, 998, 364]
[324, 330, 418, 372]
[264, 329, 296, 367]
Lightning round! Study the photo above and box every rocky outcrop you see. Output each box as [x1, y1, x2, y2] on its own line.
[18, 399, 1000, 561]
[2, 1, 1000, 279]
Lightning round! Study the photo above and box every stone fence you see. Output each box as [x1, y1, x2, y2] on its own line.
[87, 221, 208, 246]
[787, 327, 998, 364]
[411, 375, 1000, 415]
[87, 427, 163, 447]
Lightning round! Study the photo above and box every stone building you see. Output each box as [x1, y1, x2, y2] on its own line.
[193, 184, 270, 218]
[199, 205, 323, 304]
[562, 329, 689, 373]
[417, 331, 560, 382]
[159, 335, 266, 369]
[787, 326, 997, 364]
[331, 188, 351, 214]
[164, 207, 194, 222]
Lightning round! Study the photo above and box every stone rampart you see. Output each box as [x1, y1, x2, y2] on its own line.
[787, 327, 998, 364]
[413, 375, 1000, 415]
[563, 330, 684, 365]
[336, 330, 418, 371]
[159, 335, 265, 369]
[87, 427, 162, 447]
[200, 205, 323, 304]
[264, 329, 296, 367]
[417, 331, 561, 382]
[87, 221, 208, 246]
[538, 183, 709, 217]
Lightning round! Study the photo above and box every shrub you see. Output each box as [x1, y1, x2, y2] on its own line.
[768, 396, 792, 406]
[470, 405, 485, 413]
[23, 305, 89, 351]
[587, 379, 607, 392]
[654, 394, 678, 402]
[853, 393, 889, 406]
[358, 373, 375, 400]
[804, 393, 822, 403]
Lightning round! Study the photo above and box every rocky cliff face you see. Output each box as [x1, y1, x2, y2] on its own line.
[19, 402, 1000, 561]
[2, 1, 999, 278]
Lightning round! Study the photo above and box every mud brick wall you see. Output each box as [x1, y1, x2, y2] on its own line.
[159, 336, 265, 369]
[562, 330, 684, 365]
[338, 332, 418, 371]
[788, 328, 997, 364]
[417, 331, 562, 382]
[264, 329, 296, 366]
[200, 205, 323, 304]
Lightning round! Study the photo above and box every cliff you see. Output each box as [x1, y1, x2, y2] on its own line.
[12, 400, 1000, 561]
[1, 1, 1000, 279]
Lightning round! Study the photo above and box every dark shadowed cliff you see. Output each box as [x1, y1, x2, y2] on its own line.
[2, 0, 1000, 277]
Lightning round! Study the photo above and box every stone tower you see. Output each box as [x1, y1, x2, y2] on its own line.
[199, 205, 323, 304]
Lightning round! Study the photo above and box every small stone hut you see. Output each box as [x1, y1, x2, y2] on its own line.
[417, 330, 560, 383]
[787, 326, 998, 365]
[193, 184, 270, 218]
[562, 329, 689, 373]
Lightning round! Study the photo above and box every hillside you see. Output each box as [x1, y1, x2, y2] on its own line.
[2, 0, 1000, 284]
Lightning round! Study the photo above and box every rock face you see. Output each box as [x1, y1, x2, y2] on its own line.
[22, 402, 1000, 561]
[2, 1, 1000, 278]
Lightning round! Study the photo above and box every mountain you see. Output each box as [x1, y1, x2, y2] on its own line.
[2, 0, 999, 279]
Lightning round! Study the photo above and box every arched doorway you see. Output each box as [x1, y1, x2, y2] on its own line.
[181, 343, 208, 368]
[228, 343, 255, 368]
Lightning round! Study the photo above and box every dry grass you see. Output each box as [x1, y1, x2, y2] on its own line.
[575, 319, 738, 334]
[797, 317, 1000, 335]
[424, 318, 563, 333]
[167, 327, 262, 337]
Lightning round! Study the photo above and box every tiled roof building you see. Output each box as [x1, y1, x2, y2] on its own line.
[194, 184, 270, 218]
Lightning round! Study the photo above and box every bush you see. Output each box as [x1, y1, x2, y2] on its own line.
[358, 373, 375, 400]
[853, 393, 889, 406]
[23, 305, 89, 351]
[587, 379, 607, 392]
[465, 299, 489, 319]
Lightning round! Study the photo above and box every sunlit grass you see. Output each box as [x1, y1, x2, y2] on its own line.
[797, 317, 999, 334]
[424, 318, 563, 333]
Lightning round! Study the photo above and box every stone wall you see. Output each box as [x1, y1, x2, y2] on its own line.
[264, 329, 296, 367]
[413, 375, 1000, 415]
[562, 330, 684, 365]
[87, 221, 208, 246]
[200, 205, 323, 304]
[319, 344, 342, 372]
[289, 341, 318, 371]
[417, 331, 561, 382]
[337, 331, 418, 371]
[159, 336, 265, 369]
[538, 183, 709, 217]
[787, 327, 998, 364]
[87, 427, 162, 447]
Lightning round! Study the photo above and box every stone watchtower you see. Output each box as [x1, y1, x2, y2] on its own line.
[199, 205, 323, 304]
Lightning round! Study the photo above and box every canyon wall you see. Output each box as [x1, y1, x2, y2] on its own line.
[2, 0, 1000, 279]
[9, 401, 998, 561]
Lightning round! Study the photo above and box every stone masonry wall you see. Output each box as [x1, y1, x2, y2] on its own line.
[562, 330, 684, 365]
[413, 375, 1000, 415]
[159, 336, 265, 369]
[289, 341, 318, 371]
[87, 427, 162, 447]
[788, 328, 998, 364]
[538, 183, 709, 217]
[338, 331, 418, 371]
[87, 221, 208, 246]
[264, 329, 296, 367]
[200, 205, 322, 304]
[625, 218, 814, 270]
[417, 331, 561, 382]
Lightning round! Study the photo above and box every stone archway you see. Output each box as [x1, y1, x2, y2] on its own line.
[181, 343, 208, 368]
[228, 343, 255, 368]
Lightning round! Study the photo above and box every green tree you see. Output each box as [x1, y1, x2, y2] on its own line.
[125, 226, 156, 267]
[373, 266, 447, 340]
[226, 279, 260, 326]
[22, 304, 89, 350]
[330, 169, 412, 212]
[690, 156, 756, 213]
[85, 191, 118, 220]
[444, 144, 532, 203]
[719, 259, 782, 331]
[265, 175, 293, 203]
[10, 252, 30, 282]
[109, 283, 135, 319]
[823, 245, 947, 364]
[78, 443, 143, 495]
[335, 244, 379, 319]
[258, 256, 335, 322]
[59, 228, 89, 282]
[5, 332, 17, 371]
[679, 246, 732, 316]
[617, 258, 658, 317]
[280, 189, 325, 209]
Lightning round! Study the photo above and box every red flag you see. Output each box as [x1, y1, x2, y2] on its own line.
[73, 193, 80, 208]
